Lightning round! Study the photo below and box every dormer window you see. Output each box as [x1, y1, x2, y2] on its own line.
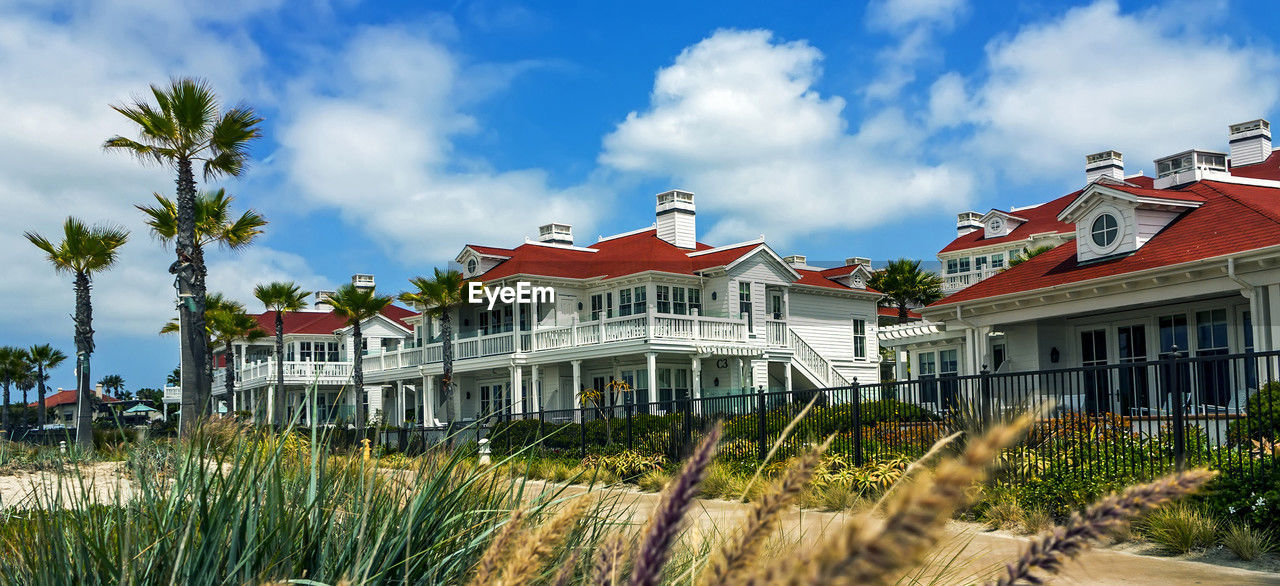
[466, 258, 478, 274]
[1090, 213, 1119, 248]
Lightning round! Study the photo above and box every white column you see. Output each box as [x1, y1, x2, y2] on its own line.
[896, 349, 909, 380]
[396, 381, 406, 426]
[750, 358, 768, 391]
[422, 375, 434, 425]
[784, 361, 793, 392]
[510, 365, 524, 416]
[730, 357, 743, 391]
[571, 360, 582, 423]
[451, 376, 462, 421]
[646, 352, 658, 411]
[267, 384, 275, 424]
[690, 355, 703, 400]
[530, 364, 542, 412]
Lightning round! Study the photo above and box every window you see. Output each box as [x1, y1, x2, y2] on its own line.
[619, 288, 633, 317]
[957, 257, 971, 273]
[590, 294, 605, 321]
[466, 258, 478, 274]
[502, 305, 514, 331]
[1158, 314, 1189, 356]
[672, 287, 686, 315]
[739, 282, 753, 330]
[852, 319, 867, 359]
[991, 253, 1005, 269]
[946, 259, 958, 274]
[656, 286, 671, 313]
[1091, 213, 1119, 248]
[632, 287, 647, 314]
[975, 256, 988, 271]
[1196, 309, 1230, 408]
[1117, 325, 1149, 414]
[299, 341, 312, 361]
[688, 288, 701, 315]
[770, 292, 783, 319]
[479, 312, 490, 334]
[1080, 328, 1110, 413]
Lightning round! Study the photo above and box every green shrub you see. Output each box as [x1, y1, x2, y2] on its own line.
[637, 469, 672, 493]
[1020, 507, 1053, 535]
[1227, 382, 1280, 446]
[581, 451, 667, 480]
[982, 495, 1024, 531]
[1197, 455, 1280, 533]
[489, 413, 685, 456]
[1140, 504, 1219, 554]
[1221, 523, 1274, 561]
[722, 399, 939, 445]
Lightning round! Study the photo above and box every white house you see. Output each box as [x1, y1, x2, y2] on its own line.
[214, 190, 884, 426]
[881, 118, 1280, 417]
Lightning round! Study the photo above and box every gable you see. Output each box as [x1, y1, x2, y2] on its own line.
[722, 246, 802, 284]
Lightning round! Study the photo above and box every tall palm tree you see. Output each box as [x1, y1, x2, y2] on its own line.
[208, 305, 266, 414]
[104, 78, 263, 436]
[98, 374, 125, 398]
[0, 347, 29, 430]
[327, 283, 393, 428]
[26, 218, 129, 447]
[868, 259, 945, 323]
[253, 282, 310, 426]
[26, 344, 67, 429]
[399, 269, 465, 418]
[138, 188, 267, 411]
[159, 292, 244, 414]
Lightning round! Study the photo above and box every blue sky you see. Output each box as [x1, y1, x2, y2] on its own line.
[2, 0, 1279, 393]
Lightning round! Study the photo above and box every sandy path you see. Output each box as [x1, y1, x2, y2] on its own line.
[0, 462, 135, 509]
[520, 479, 1280, 585]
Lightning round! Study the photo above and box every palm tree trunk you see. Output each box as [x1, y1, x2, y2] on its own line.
[173, 156, 207, 436]
[224, 342, 235, 410]
[36, 365, 46, 428]
[441, 311, 453, 417]
[198, 247, 212, 420]
[898, 303, 909, 324]
[2, 381, 9, 432]
[274, 313, 285, 428]
[354, 321, 365, 430]
[74, 271, 94, 449]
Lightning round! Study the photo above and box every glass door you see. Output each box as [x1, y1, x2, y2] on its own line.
[939, 349, 959, 412]
[1195, 309, 1230, 408]
[1116, 324, 1149, 414]
[1080, 328, 1110, 414]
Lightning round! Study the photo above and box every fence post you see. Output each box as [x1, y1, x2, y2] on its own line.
[851, 378, 864, 467]
[1170, 346, 1186, 471]
[757, 385, 767, 462]
[979, 364, 992, 426]
[627, 398, 634, 451]
[580, 404, 587, 458]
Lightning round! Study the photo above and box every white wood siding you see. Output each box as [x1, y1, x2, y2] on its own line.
[788, 291, 878, 378]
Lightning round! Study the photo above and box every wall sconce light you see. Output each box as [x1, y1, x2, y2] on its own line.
[1050, 347, 1060, 363]
[577, 301, 584, 310]
[713, 377, 720, 386]
[711, 291, 717, 300]
[466, 392, 472, 400]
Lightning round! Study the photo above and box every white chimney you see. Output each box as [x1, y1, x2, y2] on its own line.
[655, 190, 696, 249]
[537, 223, 573, 245]
[783, 255, 807, 268]
[845, 257, 870, 267]
[1085, 150, 1124, 183]
[1229, 119, 1271, 167]
[314, 290, 335, 307]
[351, 274, 375, 291]
[956, 212, 982, 237]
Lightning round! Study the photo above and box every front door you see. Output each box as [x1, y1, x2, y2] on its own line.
[1116, 324, 1149, 414]
[1080, 328, 1110, 413]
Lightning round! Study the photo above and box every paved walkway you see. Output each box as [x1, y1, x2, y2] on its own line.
[522, 480, 1280, 585]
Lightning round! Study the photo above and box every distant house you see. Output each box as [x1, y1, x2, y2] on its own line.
[31, 385, 120, 426]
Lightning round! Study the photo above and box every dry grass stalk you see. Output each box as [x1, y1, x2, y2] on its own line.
[592, 532, 629, 586]
[763, 415, 1032, 586]
[628, 423, 723, 586]
[700, 438, 831, 586]
[493, 497, 589, 586]
[468, 508, 525, 586]
[549, 548, 581, 586]
[873, 431, 962, 512]
[993, 469, 1216, 586]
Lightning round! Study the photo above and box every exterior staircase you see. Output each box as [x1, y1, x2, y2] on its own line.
[788, 330, 851, 388]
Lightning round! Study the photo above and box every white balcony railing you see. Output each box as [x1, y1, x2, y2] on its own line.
[943, 268, 1002, 293]
[765, 320, 788, 346]
[163, 385, 180, 403]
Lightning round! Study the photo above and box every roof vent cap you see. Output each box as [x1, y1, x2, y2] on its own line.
[537, 223, 573, 245]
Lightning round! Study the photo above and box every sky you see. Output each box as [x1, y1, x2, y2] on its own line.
[2, 0, 1279, 393]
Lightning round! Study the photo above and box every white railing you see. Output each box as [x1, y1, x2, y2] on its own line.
[361, 347, 423, 372]
[943, 268, 1002, 293]
[652, 316, 694, 339]
[534, 325, 573, 350]
[698, 316, 746, 342]
[163, 385, 180, 403]
[424, 344, 443, 363]
[765, 320, 788, 346]
[481, 333, 515, 356]
[789, 330, 848, 387]
[282, 361, 352, 381]
[604, 316, 648, 342]
[215, 359, 354, 391]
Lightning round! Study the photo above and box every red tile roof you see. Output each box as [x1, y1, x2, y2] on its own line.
[252, 305, 417, 336]
[878, 306, 922, 319]
[939, 176, 1158, 254]
[932, 179, 1280, 306]
[470, 229, 866, 291]
[31, 390, 120, 408]
[1228, 150, 1280, 181]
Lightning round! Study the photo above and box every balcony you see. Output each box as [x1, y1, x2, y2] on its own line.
[942, 268, 1002, 294]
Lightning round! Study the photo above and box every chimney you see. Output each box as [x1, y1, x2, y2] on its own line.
[94, 383, 103, 398]
[783, 255, 807, 268]
[956, 212, 982, 237]
[1085, 150, 1124, 183]
[537, 223, 573, 245]
[351, 274, 375, 292]
[845, 257, 870, 267]
[655, 190, 696, 249]
[1229, 119, 1271, 167]
[314, 290, 335, 307]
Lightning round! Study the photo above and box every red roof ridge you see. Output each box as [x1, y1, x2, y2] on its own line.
[1196, 180, 1280, 227]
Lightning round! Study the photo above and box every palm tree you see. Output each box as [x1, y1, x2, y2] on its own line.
[328, 283, 393, 428]
[139, 188, 267, 411]
[104, 78, 263, 436]
[159, 292, 244, 414]
[868, 259, 945, 323]
[399, 269, 465, 418]
[98, 374, 125, 398]
[253, 282, 310, 426]
[1008, 244, 1055, 268]
[0, 347, 29, 430]
[26, 218, 129, 447]
[207, 305, 266, 414]
[26, 344, 67, 429]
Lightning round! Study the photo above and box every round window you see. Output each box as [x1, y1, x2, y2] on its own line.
[1091, 214, 1119, 248]
[466, 258, 478, 274]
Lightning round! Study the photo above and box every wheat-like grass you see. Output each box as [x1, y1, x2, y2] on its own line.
[549, 547, 581, 586]
[993, 469, 1216, 585]
[628, 423, 722, 586]
[592, 532, 629, 586]
[700, 438, 830, 586]
[468, 508, 525, 586]
[493, 497, 589, 586]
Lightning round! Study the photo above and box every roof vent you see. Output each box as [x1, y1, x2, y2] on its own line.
[1085, 150, 1124, 183]
[1153, 149, 1228, 189]
[1229, 119, 1271, 167]
[956, 211, 982, 238]
[314, 291, 335, 307]
[783, 255, 807, 268]
[845, 257, 870, 267]
[537, 223, 573, 245]
[655, 190, 696, 249]
[351, 274, 375, 291]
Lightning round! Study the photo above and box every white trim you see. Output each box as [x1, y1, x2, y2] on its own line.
[596, 224, 657, 242]
[686, 238, 766, 256]
[519, 238, 599, 252]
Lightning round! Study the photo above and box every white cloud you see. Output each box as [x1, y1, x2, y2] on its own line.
[936, 0, 1280, 182]
[600, 29, 973, 247]
[863, 0, 968, 101]
[0, 1, 325, 344]
[866, 0, 968, 32]
[278, 26, 601, 262]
